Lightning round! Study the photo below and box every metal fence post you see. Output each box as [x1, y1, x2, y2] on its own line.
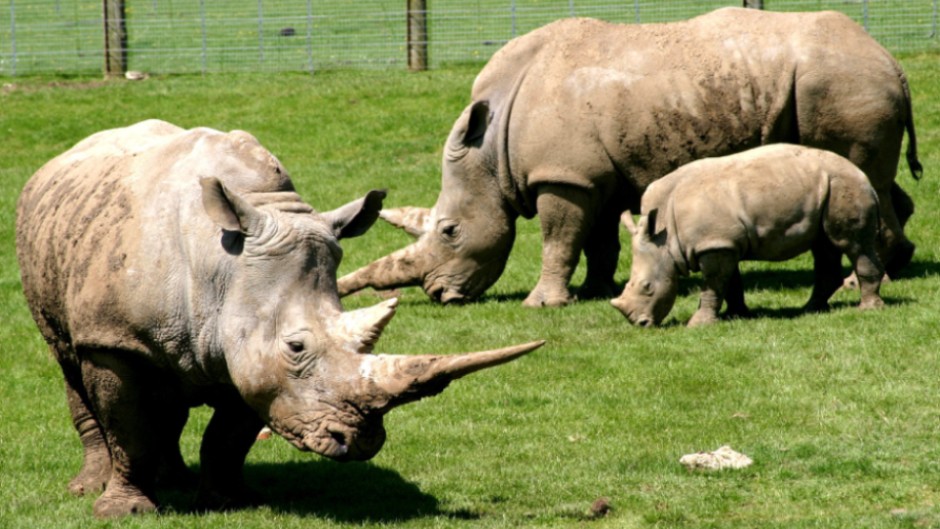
[743, 0, 764, 8]
[199, 0, 207, 74]
[932, 0, 938, 38]
[305, 0, 314, 75]
[862, 0, 869, 32]
[634, 0, 640, 24]
[407, 0, 427, 71]
[9, 0, 16, 76]
[569, 0, 575, 17]
[103, 0, 127, 77]
[511, 0, 517, 37]
[257, 0, 265, 65]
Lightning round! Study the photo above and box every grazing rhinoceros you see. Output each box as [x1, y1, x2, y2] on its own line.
[611, 144, 884, 327]
[15, 120, 544, 518]
[338, 7, 920, 307]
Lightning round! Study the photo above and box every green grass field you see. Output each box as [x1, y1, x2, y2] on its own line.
[1, 53, 940, 528]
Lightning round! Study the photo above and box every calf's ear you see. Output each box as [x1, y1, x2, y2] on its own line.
[323, 189, 387, 239]
[463, 100, 491, 146]
[633, 209, 659, 242]
[646, 209, 658, 238]
[200, 177, 264, 235]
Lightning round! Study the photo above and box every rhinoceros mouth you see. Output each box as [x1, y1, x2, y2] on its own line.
[423, 263, 499, 304]
[303, 429, 352, 459]
[269, 410, 386, 462]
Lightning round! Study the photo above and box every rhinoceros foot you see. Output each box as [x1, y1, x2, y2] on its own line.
[93, 483, 158, 518]
[522, 282, 573, 308]
[858, 295, 885, 311]
[576, 277, 619, 301]
[687, 310, 720, 328]
[884, 239, 915, 278]
[68, 453, 111, 496]
[195, 478, 263, 513]
[801, 300, 832, 314]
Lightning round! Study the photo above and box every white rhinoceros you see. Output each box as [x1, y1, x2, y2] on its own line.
[339, 7, 920, 307]
[612, 144, 884, 327]
[15, 120, 543, 518]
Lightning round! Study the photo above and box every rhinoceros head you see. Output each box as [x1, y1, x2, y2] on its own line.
[200, 177, 542, 461]
[611, 211, 679, 327]
[337, 101, 517, 304]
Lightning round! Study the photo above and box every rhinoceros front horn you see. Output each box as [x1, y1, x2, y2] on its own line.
[338, 240, 428, 296]
[361, 340, 546, 412]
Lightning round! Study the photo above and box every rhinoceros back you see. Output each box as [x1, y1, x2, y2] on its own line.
[16, 120, 299, 365]
[478, 8, 906, 201]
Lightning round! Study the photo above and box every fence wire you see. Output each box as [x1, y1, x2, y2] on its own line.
[2, 1, 938, 76]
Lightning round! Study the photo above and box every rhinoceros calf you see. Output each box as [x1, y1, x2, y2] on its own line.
[15, 120, 543, 518]
[611, 144, 884, 327]
[339, 7, 920, 307]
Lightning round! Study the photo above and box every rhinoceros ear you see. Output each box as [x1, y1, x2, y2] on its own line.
[323, 189, 387, 240]
[200, 177, 264, 235]
[633, 210, 658, 242]
[463, 100, 491, 145]
[645, 209, 658, 238]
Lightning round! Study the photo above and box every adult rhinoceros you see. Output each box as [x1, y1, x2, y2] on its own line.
[16, 120, 543, 518]
[339, 7, 921, 307]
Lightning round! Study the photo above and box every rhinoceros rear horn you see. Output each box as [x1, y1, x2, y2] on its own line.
[363, 340, 546, 412]
[337, 241, 428, 296]
[200, 177, 264, 235]
[335, 298, 399, 353]
[380, 207, 432, 238]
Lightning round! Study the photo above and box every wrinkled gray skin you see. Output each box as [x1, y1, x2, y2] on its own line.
[611, 144, 885, 327]
[339, 7, 920, 307]
[16, 120, 544, 518]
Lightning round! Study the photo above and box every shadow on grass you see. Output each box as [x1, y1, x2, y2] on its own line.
[159, 461, 478, 522]
[378, 259, 937, 308]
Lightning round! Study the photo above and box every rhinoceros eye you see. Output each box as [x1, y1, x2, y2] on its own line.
[439, 221, 460, 241]
[281, 334, 319, 379]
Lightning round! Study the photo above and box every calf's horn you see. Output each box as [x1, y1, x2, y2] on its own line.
[338, 241, 428, 296]
[380, 207, 433, 238]
[361, 340, 546, 412]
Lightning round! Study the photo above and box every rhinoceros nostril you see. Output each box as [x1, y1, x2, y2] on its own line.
[327, 430, 350, 457]
[636, 317, 652, 328]
[427, 284, 444, 302]
[440, 290, 465, 304]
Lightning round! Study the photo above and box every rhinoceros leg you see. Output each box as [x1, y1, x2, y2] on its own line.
[154, 393, 195, 491]
[62, 365, 112, 496]
[195, 395, 265, 511]
[79, 349, 162, 518]
[804, 239, 844, 313]
[850, 250, 885, 311]
[523, 184, 593, 308]
[723, 267, 752, 319]
[578, 204, 623, 300]
[688, 250, 738, 327]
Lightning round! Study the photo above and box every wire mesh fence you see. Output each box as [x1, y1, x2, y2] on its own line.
[2, 1, 938, 76]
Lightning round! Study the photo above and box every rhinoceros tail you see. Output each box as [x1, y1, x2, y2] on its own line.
[900, 70, 923, 181]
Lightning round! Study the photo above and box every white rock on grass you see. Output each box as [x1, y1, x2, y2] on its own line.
[679, 445, 753, 471]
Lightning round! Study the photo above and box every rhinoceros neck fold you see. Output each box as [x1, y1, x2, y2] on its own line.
[494, 65, 536, 220]
[661, 200, 691, 277]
